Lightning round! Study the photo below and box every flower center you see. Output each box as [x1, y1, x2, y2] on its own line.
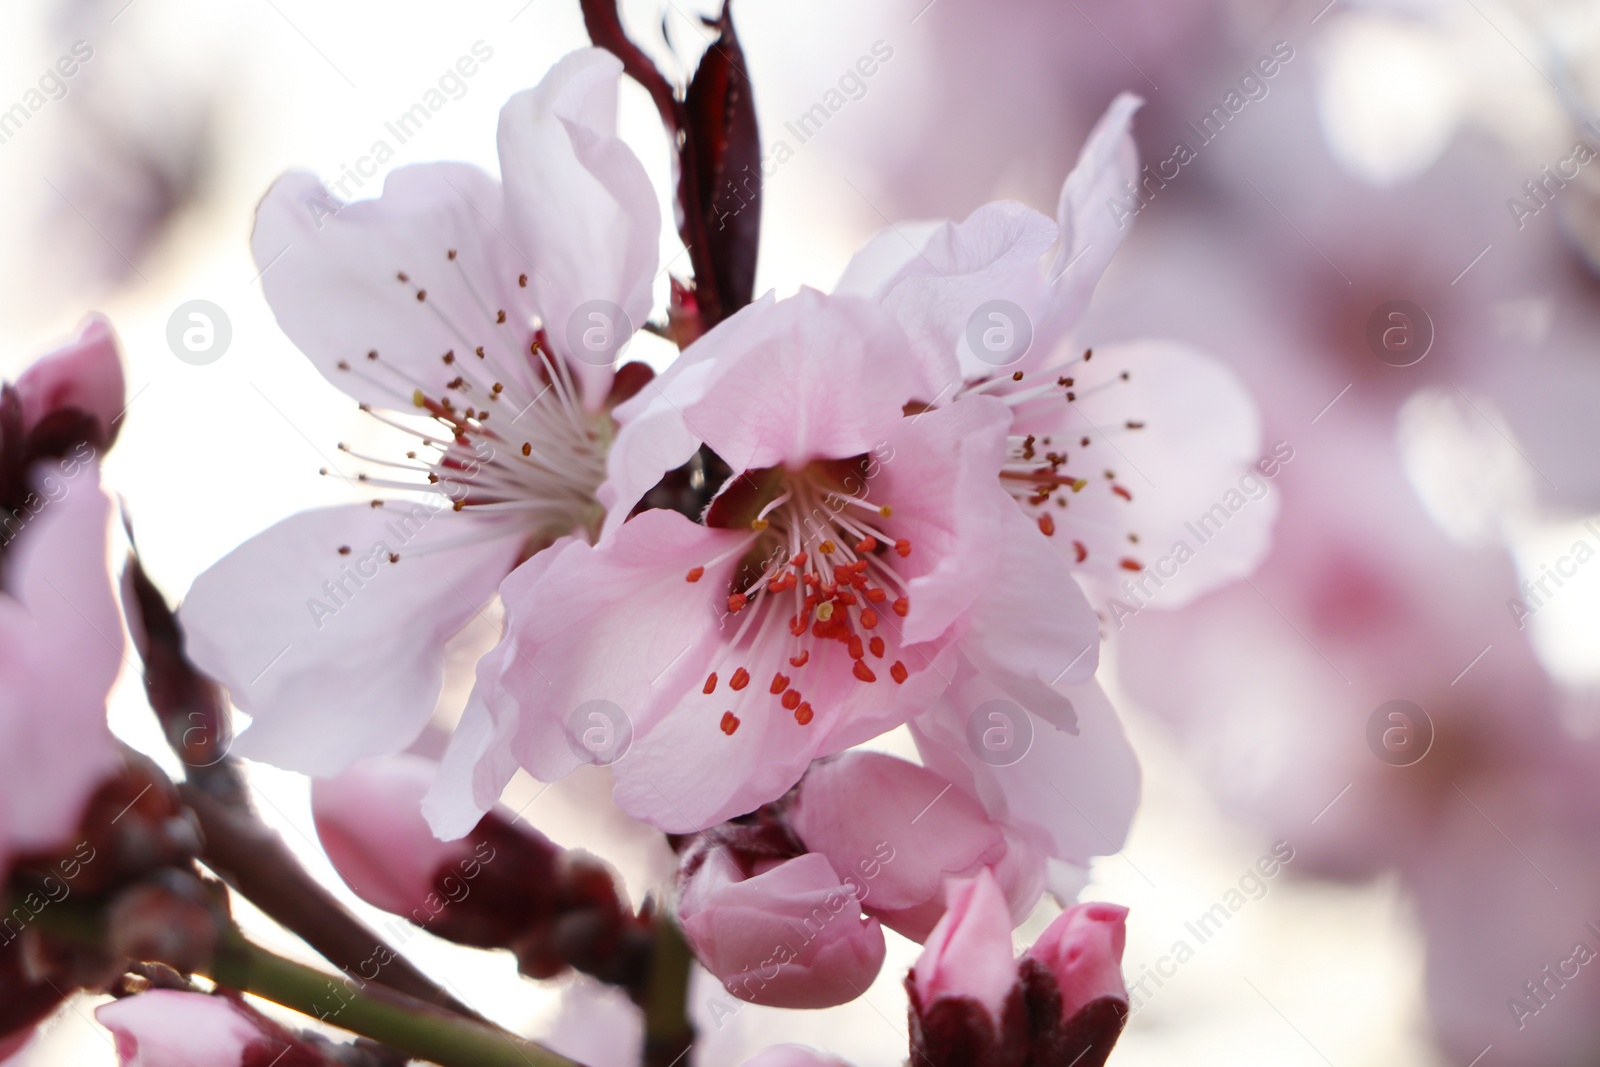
[964, 351, 1148, 572]
[325, 249, 614, 558]
[684, 457, 914, 735]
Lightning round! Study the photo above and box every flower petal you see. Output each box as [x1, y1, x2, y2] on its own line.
[911, 664, 1139, 868]
[1026, 339, 1273, 609]
[605, 289, 945, 522]
[179, 503, 523, 775]
[0, 465, 122, 862]
[13, 314, 126, 445]
[499, 48, 659, 406]
[252, 163, 548, 411]
[958, 499, 1101, 713]
[1042, 92, 1143, 343]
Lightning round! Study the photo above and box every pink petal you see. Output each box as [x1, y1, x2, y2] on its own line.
[844, 202, 1058, 381]
[791, 752, 1005, 939]
[312, 754, 472, 915]
[605, 288, 946, 522]
[1024, 900, 1129, 1020]
[179, 503, 523, 775]
[911, 665, 1139, 868]
[911, 869, 1017, 1020]
[13, 314, 126, 443]
[95, 991, 263, 1067]
[680, 851, 886, 1009]
[0, 465, 122, 864]
[958, 498, 1101, 715]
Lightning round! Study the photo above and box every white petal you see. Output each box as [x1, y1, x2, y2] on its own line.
[912, 666, 1140, 867]
[1043, 338, 1274, 611]
[180, 503, 523, 775]
[1044, 92, 1143, 342]
[252, 164, 547, 411]
[499, 49, 660, 405]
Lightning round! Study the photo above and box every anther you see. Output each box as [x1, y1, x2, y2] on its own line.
[728, 592, 748, 613]
[861, 609, 879, 629]
[892, 597, 909, 617]
[704, 673, 717, 694]
[720, 712, 740, 735]
[686, 566, 705, 583]
[782, 690, 802, 711]
[795, 703, 814, 726]
[770, 673, 790, 695]
[869, 636, 885, 658]
[894, 539, 912, 558]
[890, 661, 908, 684]
[730, 668, 750, 691]
[852, 661, 877, 683]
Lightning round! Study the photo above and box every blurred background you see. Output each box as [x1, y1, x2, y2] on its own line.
[5, 0, 1600, 1063]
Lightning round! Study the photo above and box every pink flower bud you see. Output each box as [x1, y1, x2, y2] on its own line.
[312, 754, 476, 916]
[95, 991, 271, 1066]
[678, 850, 886, 1009]
[792, 752, 1041, 942]
[910, 869, 1017, 1022]
[14, 314, 126, 446]
[1023, 901, 1129, 1022]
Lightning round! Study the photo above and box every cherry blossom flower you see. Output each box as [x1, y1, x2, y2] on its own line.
[1, 318, 126, 882]
[838, 94, 1273, 609]
[180, 49, 660, 775]
[427, 287, 1101, 836]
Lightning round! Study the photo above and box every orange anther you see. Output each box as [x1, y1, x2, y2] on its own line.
[890, 661, 909, 684]
[852, 660, 877, 683]
[730, 668, 750, 691]
[686, 566, 705, 583]
[720, 712, 740, 735]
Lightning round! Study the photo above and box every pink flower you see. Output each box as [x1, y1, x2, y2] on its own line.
[789, 751, 1043, 942]
[1, 322, 126, 882]
[312, 753, 477, 916]
[911, 870, 1018, 1023]
[11, 314, 125, 448]
[95, 991, 321, 1067]
[1023, 902, 1129, 1024]
[427, 287, 1100, 835]
[179, 49, 661, 777]
[908, 871, 1131, 1067]
[678, 849, 887, 1009]
[839, 95, 1274, 608]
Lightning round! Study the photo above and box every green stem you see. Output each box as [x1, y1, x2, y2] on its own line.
[641, 915, 696, 1067]
[204, 931, 584, 1067]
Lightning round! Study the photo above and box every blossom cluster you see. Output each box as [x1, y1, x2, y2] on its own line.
[0, 6, 1272, 1064]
